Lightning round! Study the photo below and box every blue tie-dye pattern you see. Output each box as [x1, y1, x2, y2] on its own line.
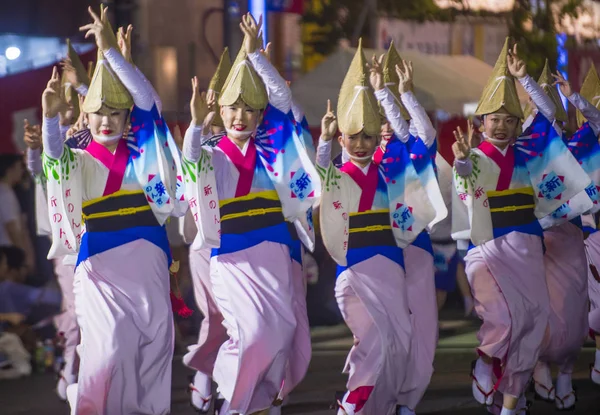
[211, 105, 306, 262]
[77, 104, 173, 266]
[337, 171, 404, 277]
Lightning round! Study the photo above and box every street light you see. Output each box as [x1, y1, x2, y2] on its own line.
[5, 46, 21, 60]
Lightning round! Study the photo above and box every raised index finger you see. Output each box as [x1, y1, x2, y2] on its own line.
[327, 99, 332, 114]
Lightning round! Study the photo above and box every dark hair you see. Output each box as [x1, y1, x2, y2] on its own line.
[0, 154, 23, 179]
[0, 246, 26, 270]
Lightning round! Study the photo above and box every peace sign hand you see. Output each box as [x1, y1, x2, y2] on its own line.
[117, 24, 134, 63]
[42, 67, 65, 118]
[452, 119, 474, 161]
[396, 60, 414, 94]
[552, 72, 573, 98]
[240, 13, 263, 55]
[190, 77, 215, 135]
[507, 43, 527, 79]
[79, 6, 119, 53]
[320, 99, 338, 142]
[368, 54, 385, 91]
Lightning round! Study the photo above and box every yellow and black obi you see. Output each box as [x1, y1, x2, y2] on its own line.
[337, 209, 403, 276]
[78, 190, 170, 266]
[214, 190, 299, 260]
[487, 187, 542, 239]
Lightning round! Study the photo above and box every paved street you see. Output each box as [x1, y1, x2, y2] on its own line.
[2, 319, 599, 414]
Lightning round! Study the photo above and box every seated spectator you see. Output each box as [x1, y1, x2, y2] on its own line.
[0, 154, 25, 249]
[0, 247, 61, 359]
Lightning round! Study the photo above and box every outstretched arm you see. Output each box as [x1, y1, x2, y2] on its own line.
[247, 52, 292, 114]
[80, 6, 154, 111]
[240, 14, 292, 114]
[183, 77, 215, 163]
[397, 60, 436, 147]
[569, 93, 600, 135]
[402, 92, 435, 146]
[317, 99, 337, 169]
[452, 121, 475, 177]
[375, 88, 410, 143]
[369, 55, 410, 142]
[41, 67, 66, 159]
[508, 44, 555, 122]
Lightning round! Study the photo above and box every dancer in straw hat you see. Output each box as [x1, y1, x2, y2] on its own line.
[316, 40, 439, 415]
[41, 5, 185, 413]
[451, 39, 592, 415]
[181, 13, 318, 415]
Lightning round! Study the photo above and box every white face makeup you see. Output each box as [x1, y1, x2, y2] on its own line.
[87, 104, 129, 147]
[220, 98, 264, 143]
[338, 130, 380, 166]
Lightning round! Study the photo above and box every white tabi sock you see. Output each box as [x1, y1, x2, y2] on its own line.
[499, 407, 516, 415]
[66, 383, 78, 415]
[192, 370, 212, 396]
[472, 358, 494, 405]
[555, 372, 575, 409]
[190, 371, 212, 411]
[593, 350, 600, 384]
[532, 361, 554, 400]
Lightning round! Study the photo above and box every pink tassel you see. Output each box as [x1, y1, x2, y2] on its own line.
[169, 259, 193, 318]
[170, 291, 194, 318]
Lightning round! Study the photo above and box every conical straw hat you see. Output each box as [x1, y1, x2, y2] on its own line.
[538, 59, 568, 123]
[577, 64, 600, 128]
[218, 42, 268, 110]
[209, 48, 232, 127]
[475, 38, 523, 118]
[381, 41, 411, 121]
[337, 39, 380, 137]
[82, 48, 133, 113]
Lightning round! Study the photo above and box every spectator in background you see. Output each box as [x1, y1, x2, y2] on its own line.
[0, 154, 34, 272]
[0, 246, 61, 356]
[13, 158, 37, 275]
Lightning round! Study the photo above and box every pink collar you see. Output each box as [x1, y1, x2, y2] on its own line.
[86, 139, 130, 196]
[341, 161, 379, 212]
[218, 137, 257, 197]
[478, 141, 515, 191]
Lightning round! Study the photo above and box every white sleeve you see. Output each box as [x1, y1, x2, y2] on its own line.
[247, 51, 292, 114]
[519, 75, 556, 122]
[75, 84, 88, 97]
[401, 91, 436, 147]
[182, 123, 209, 163]
[291, 100, 304, 124]
[134, 65, 163, 114]
[42, 116, 64, 159]
[103, 48, 154, 111]
[374, 88, 410, 143]
[568, 92, 600, 136]
[316, 138, 332, 169]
